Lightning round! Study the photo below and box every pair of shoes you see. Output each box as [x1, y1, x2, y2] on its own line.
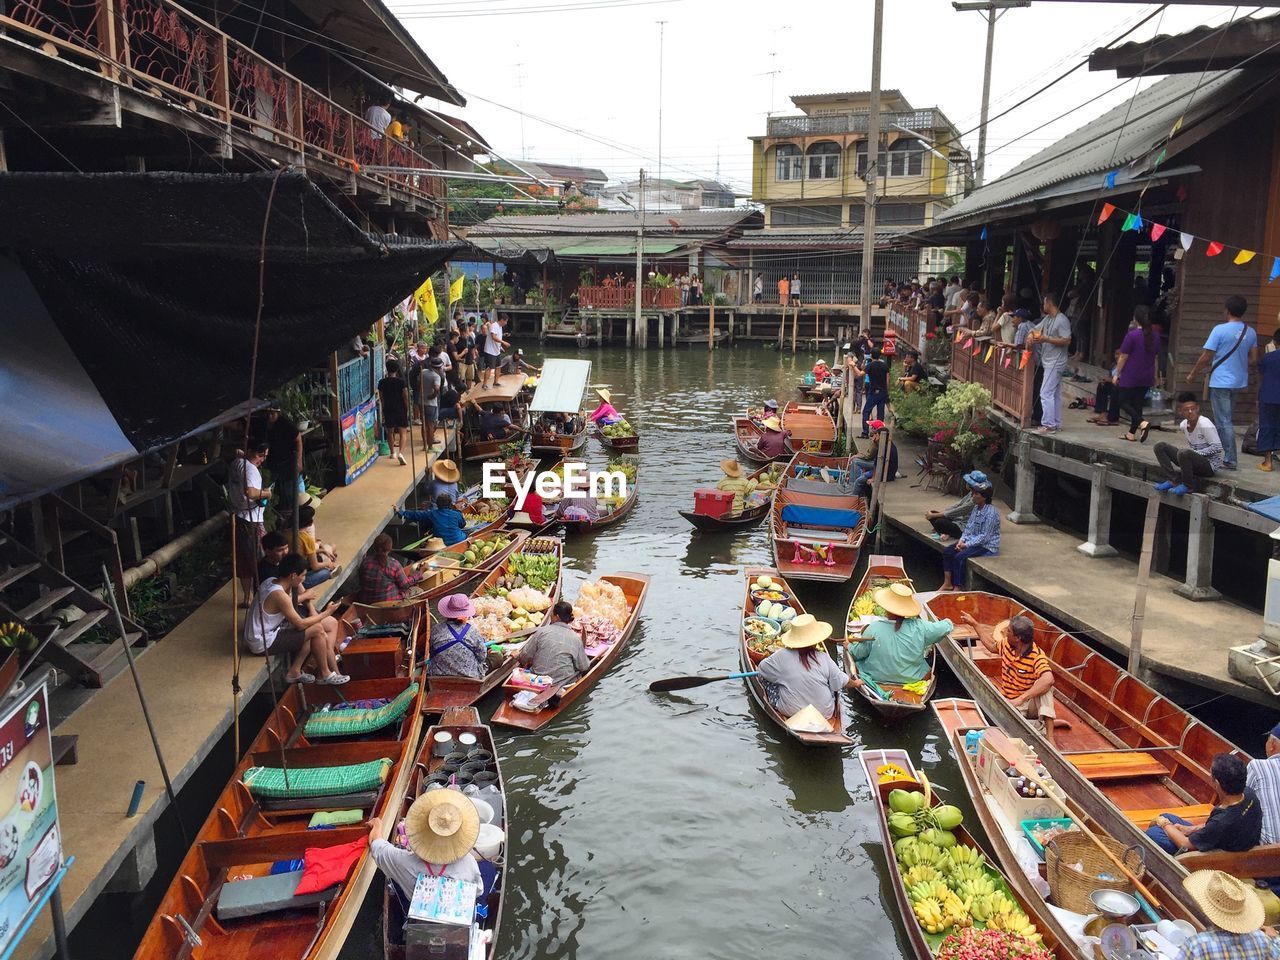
[1153, 480, 1174, 492]
[1169, 484, 1190, 496]
[1032, 426, 1056, 435]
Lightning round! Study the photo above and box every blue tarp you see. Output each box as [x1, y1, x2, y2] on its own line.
[781, 505, 861, 528]
[1246, 496, 1280, 524]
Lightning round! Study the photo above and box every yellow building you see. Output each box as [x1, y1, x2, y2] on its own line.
[750, 90, 970, 230]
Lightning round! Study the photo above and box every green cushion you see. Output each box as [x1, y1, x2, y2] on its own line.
[308, 809, 364, 828]
[243, 759, 392, 800]
[303, 684, 420, 739]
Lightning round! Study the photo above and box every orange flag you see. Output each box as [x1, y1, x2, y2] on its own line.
[1019, 351, 1030, 370]
[1097, 203, 1116, 225]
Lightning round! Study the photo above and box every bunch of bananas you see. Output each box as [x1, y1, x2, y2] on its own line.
[988, 907, 1041, 944]
[908, 879, 952, 904]
[902, 863, 943, 887]
[966, 891, 1016, 923]
[913, 897, 949, 936]
[897, 840, 947, 870]
[947, 862, 989, 887]
[939, 891, 972, 929]
[953, 874, 998, 900]
[946, 845, 986, 871]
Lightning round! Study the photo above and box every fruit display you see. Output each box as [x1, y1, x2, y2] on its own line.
[755, 463, 784, 489]
[755, 599, 795, 622]
[0, 622, 37, 653]
[487, 548, 560, 595]
[576, 613, 622, 648]
[851, 590, 886, 619]
[743, 617, 779, 639]
[503, 453, 538, 479]
[606, 458, 637, 483]
[573, 579, 630, 629]
[602, 419, 636, 439]
[454, 533, 514, 568]
[936, 928, 1052, 960]
[470, 595, 546, 641]
[462, 500, 507, 527]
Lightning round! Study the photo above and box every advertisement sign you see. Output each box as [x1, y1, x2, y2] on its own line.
[341, 395, 380, 485]
[0, 684, 61, 955]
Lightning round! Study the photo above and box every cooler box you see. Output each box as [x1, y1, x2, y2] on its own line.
[694, 489, 735, 519]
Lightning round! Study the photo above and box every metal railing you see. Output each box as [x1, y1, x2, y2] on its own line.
[766, 109, 946, 138]
[3, 0, 444, 204]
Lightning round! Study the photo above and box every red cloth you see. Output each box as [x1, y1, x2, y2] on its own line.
[519, 490, 545, 524]
[294, 836, 368, 895]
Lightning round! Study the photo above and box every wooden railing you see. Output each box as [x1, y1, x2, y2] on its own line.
[3, 0, 443, 204]
[886, 304, 936, 356]
[577, 286, 682, 310]
[949, 334, 1036, 427]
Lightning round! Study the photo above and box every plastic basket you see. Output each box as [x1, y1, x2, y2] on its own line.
[1020, 817, 1075, 859]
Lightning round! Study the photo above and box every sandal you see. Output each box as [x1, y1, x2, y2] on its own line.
[1120, 434, 1137, 442]
[318, 673, 350, 685]
[1137, 421, 1150, 443]
[285, 672, 316, 684]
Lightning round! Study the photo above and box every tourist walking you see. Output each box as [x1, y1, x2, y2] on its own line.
[377, 358, 410, 465]
[1030, 292, 1072, 434]
[853, 347, 889, 438]
[1188, 295, 1257, 471]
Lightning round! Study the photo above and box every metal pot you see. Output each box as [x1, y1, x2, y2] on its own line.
[1090, 889, 1141, 922]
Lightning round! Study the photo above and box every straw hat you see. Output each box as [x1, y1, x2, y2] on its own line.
[423, 537, 447, 553]
[404, 789, 480, 865]
[1183, 870, 1265, 934]
[431, 459, 461, 484]
[596, 388, 612, 403]
[438, 593, 475, 620]
[874, 582, 921, 619]
[780, 613, 833, 649]
[762, 416, 783, 431]
[720, 460, 743, 479]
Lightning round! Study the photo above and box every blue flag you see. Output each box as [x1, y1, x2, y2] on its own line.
[979, 227, 988, 240]
[1104, 171, 1117, 189]
[1270, 257, 1280, 284]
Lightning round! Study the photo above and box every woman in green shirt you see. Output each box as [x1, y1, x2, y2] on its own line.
[852, 583, 954, 685]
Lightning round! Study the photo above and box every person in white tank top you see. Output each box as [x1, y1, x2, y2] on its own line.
[243, 553, 349, 684]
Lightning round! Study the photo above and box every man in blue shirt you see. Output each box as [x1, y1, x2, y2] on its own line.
[939, 478, 1001, 592]
[1188, 295, 1258, 471]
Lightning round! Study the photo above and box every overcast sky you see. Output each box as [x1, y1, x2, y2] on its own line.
[398, 1, 1254, 192]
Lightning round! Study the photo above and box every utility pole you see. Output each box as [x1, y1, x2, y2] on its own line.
[635, 168, 645, 345]
[859, 0, 884, 334]
[657, 20, 666, 210]
[953, 0, 1030, 188]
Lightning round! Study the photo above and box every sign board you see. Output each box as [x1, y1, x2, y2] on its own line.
[341, 395, 380, 485]
[0, 684, 61, 955]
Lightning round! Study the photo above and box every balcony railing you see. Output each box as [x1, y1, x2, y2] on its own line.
[949, 332, 1036, 427]
[766, 109, 946, 139]
[578, 286, 682, 310]
[3, 0, 443, 204]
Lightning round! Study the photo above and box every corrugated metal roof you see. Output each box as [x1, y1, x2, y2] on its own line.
[555, 239, 683, 256]
[1094, 11, 1280, 74]
[529, 358, 593, 413]
[936, 69, 1257, 226]
[727, 226, 915, 248]
[468, 209, 760, 236]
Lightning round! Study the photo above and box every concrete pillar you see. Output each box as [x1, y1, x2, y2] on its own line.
[1077, 463, 1117, 557]
[672, 312, 681, 342]
[638, 314, 648, 349]
[107, 830, 158, 892]
[1006, 442, 1040, 525]
[1175, 494, 1221, 601]
[657, 313, 665, 348]
[626, 313, 633, 347]
[746, 313, 753, 338]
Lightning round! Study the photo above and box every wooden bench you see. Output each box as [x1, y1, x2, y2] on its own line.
[1067, 750, 1168, 781]
[1121, 803, 1214, 828]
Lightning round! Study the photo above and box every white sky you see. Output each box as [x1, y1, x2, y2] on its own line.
[398, 1, 1256, 193]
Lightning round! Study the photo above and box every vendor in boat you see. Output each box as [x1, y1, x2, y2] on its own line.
[716, 460, 759, 515]
[397, 493, 468, 546]
[851, 583, 952, 686]
[516, 600, 589, 685]
[1147, 754, 1261, 855]
[357, 534, 418, 612]
[500, 348, 541, 377]
[424, 459, 461, 503]
[368, 790, 482, 901]
[756, 416, 791, 460]
[556, 490, 600, 523]
[960, 613, 1057, 744]
[939, 481, 1001, 592]
[477, 402, 514, 441]
[589, 388, 621, 425]
[429, 593, 489, 679]
[812, 359, 832, 382]
[756, 614, 857, 721]
[1176, 870, 1277, 960]
[504, 478, 545, 526]
[747, 399, 779, 423]
[244, 554, 348, 685]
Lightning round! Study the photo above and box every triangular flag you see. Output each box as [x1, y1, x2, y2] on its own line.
[1171, 116, 1183, 135]
[984, 345, 994, 363]
[414, 276, 439, 323]
[448, 273, 465, 305]
[979, 227, 988, 240]
[972, 341, 983, 357]
[1206, 241, 1224, 257]
[963, 337, 974, 350]
[1180, 232, 1194, 252]
[1270, 258, 1280, 284]
[1153, 147, 1167, 167]
[1098, 203, 1116, 225]
[955, 328, 964, 343]
[1104, 171, 1117, 189]
[1121, 213, 1137, 232]
[1019, 351, 1030, 370]
[1003, 352, 1013, 369]
[1234, 250, 1257, 265]
[1150, 223, 1166, 242]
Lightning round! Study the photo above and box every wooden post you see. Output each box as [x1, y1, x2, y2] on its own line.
[791, 306, 798, 354]
[815, 305, 820, 350]
[708, 301, 716, 350]
[869, 424, 890, 552]
[1129, 495, 1161, 675]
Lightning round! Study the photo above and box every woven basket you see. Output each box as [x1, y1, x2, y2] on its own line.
[1045, 831, 1145, 915]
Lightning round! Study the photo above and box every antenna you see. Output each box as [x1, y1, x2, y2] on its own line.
[657, 19, 666, 213]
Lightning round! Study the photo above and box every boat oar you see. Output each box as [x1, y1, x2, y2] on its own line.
[649, 671, 758, 693]
[983, 727, 1164, 910]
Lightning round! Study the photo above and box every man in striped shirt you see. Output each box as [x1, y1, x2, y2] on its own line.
[961, 613, 1057, 746]
[1246, 723, 1280, 846]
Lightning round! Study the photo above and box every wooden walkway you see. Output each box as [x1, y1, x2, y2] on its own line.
[18, 431, 448, 960]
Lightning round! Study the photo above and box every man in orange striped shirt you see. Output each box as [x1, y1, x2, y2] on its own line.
[961, 613, 1057, 745]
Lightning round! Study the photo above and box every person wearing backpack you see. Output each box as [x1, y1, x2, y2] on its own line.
[1187, 295, 1257, 471]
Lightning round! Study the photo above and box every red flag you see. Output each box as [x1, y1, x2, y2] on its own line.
[963, 337, 974, 350]
[972, 341, 983, 357]
[1150, 223, 1166, 242]
[1097, 203, 1116, 225]
[1018, 351, 1030, 370]
[1206, 241, 1224, 257]
[1003, 352, 1012, 369]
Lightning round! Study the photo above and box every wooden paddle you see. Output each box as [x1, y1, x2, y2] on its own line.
[649, 671, 759, 693]
[983, 727, 1164, 910]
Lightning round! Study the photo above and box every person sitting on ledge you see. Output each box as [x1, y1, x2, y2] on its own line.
[1153, 392, 1223, 496]
[925, 470, 987, 542]
[939, 478, 1000, 592]
[1147, 754, 1260, 855]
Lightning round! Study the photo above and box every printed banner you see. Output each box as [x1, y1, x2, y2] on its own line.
[0, 684, 61, 954]
[341, 395, 380, 485]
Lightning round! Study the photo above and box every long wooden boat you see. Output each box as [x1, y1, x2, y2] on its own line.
[557, 462, 638, 535]
[459, 374, 529, 463]
[925, 590, 1251, 919]
[858, 747, 1072, 960]
[530, 416, 587, 458]
[769, 488, 867, 583]
[780, 451, 856, 497]
[422, 536, 563, 715]
[383, 706, 507, 960]
[781, 401, 836, 456]
[931, 696, 1201, 950]
[491, 573, 649, 731]
[843, 556, 936, 720]
[342, 604, 429, 682]
[679, 463, 781, 532]
[740, 567, 851, 746]
[732, 415, 778, 465]
[133, 667, 425, 959]
[592, 419, 639, 452]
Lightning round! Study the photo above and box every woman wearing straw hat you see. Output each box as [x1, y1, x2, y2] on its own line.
[715, 460, 759, 516]
[1176, 870, 1276, 959]
[588, 388, 621, 425]
[852, 583, 954, 686]
[424, 459, 461, 503]
[429, 594, 488, 679]
[368, 790, 482, 900]
[756, 415, 790, 461]
[756, 614, 856, 722]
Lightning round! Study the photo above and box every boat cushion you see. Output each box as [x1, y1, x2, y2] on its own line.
[781, 505, 861, 529]
[303, 683, 420, 739]
[308, 809, 365, 828]
[215, 870, 337, 921]
[242, 759, 392, 800]
[294, 836, 368, 895]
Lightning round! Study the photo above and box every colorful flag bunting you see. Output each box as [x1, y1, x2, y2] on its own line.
[1150, 223, 1166, 242]
[1003, 352, 1012, 369]
[963, 338, 974, 350]
[972, 342, 983, 357]
[1206, 241, 1224, 257]
[1121, 213, 1137, 232]
[1018, 351, 1030, 370]
[980, 227, 988, 240]
[1153, 147, 1167, 167]
[1234, 250, 1256, 265]
[414, 277, 438, 323]
[1171, 117, 1183, 135]
[983, 345, 994, 363]
[955, 328, 963, 343]
[1098, 203, 1116, 225]
[1271, 258, 1280, 284]
[1104, 171, 1117, 189]
[1180, 232, 1194, 252]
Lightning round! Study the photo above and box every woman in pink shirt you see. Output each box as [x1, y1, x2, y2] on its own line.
[588, 387, 620, 424]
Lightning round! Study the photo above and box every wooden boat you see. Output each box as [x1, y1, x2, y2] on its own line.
[133, 666, 425, 958]
[342, 604, 429, 682]
[858, 747, 1073, 960]
[678, 463, 780, 532]
[592, 419, 639, 452]
[732, 415, 780, 464]
[925, 590, 1252, 915]
[490, 573, 649, 731]
[421, 536, 563, 715]
[382, 706, 507, 960]
[557, 461, 638, 535]
[530, 415, 587, 458]
[843, 556, 936, 720]
[769, 488, 867, 583]
[459, 373, 529, 463]
[739, 567, 851, 746]
[931, 696, 1201, 950]
[781, 401, 836, 456]
[780, 451, 856, 497]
